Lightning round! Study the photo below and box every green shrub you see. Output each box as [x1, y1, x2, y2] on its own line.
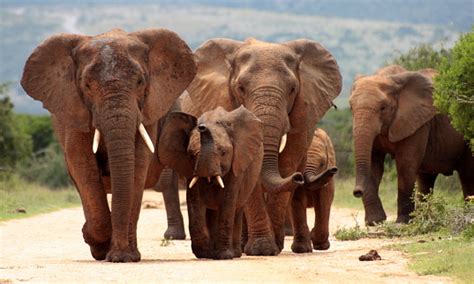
[334, 213, 368, 241]
[434, 27, 474, 149]
[385, 43, 450, 70]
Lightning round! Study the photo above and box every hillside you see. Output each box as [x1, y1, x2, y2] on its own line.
[0, 1, 469, 113]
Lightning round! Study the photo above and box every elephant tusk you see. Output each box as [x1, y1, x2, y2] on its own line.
[216, 175, 225, 189]
[189, 176, 199, 188]
[139, 123, 155, 153]
[279, 133, 287, 153]
[92, 129, 100, 154]
[207, 177, 211, 183]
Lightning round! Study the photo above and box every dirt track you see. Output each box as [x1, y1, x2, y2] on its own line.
[0, 190, 450, 283]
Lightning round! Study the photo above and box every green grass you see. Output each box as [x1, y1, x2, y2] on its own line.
[0, 175, 80, 221]
[333, 173, 465, 217]
[392, 235, 474, 283]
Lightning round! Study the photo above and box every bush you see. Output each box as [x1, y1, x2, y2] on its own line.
[386, 43, 450, 70]
[434, 27, 474, 149]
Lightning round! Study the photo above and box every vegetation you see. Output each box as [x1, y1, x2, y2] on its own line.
[434, 27, 474, 149]
[0, 174, 80, 221]
[385, 43, 450, 71]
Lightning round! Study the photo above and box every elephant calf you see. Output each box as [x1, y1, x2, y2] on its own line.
[158, 106, 273, 259]
[288, 128, 337, 252]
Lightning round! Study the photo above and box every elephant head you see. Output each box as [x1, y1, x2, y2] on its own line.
[349, 65, 437, 198]
[187, 38, 342, 193]
[304, 129, 338, 190]
[21, 29, 196, 221]
[158, 106, 264, 187]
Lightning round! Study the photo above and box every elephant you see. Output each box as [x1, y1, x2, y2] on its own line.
[158, 106, 267, 259]
[184, 38, 342, 253]
[350, 65, 474, 225]
[21, 28, 196, 262]
[284, 128, 337, 251]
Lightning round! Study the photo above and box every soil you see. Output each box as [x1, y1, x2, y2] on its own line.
[0, 190, 451, 283]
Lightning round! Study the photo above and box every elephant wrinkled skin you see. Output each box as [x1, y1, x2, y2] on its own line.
[21, 29, 196, 262]
[185, 38, 342, 253]
[350, 65, 474, 225]
[159, 106, 277, 259]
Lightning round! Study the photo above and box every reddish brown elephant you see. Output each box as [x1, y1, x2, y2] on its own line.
[21, 29, 196, 262]
[185, 38, 342, 253]
[158, 106, 270, 259]
[350, 65, 474, 225]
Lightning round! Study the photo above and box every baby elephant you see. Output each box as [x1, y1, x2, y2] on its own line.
[158, 106, 264, 259]
[290, 128, 337, 252]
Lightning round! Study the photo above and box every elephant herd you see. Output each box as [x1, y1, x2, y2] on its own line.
[21, 28, 473, 262]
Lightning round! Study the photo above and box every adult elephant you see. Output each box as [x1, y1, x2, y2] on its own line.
[185, 38, 342, 252]
[350, 65, 474, 225]
[21, 29, 196, 262]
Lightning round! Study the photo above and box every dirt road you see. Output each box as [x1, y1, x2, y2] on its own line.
[0, 191, 450, 283]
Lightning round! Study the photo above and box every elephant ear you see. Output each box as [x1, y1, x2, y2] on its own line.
[226, 106, 264, 176]
[21, 34, 91, 132]
[284, 40, 342, 140]
[131, 29, 197, 126]
[158, 112, 197, 176]
[388, 71, 436, 143]
[187, 38, 243, 115]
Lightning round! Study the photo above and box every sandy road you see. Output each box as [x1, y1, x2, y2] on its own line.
[0, 190, 450, 283]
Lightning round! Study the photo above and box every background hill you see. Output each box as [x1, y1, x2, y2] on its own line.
[0, 0, 471, 113]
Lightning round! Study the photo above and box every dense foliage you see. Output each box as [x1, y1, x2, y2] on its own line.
[386, 43, 450, 71]
[434, 28, 474, 149]
[0, 84, 70, 188]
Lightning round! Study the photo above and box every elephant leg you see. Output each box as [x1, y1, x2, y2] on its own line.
[157, 168, 186, 240]
[266, 190, 292, 252]
[65, 132, 112, 261]
[233, 208, 244, 258]
[290, 185, 312, 253]
[458, 154, 474, 198]
[417, 173, 437, 196]
[311, 179, 334, 250]
[241, 213, 248, 251]
[214, 183, 239, 260]
[284, 207, 293, 236]
[187, 184, 212, 259]
[244, 182, 280, 256]
[395, 160, 419, 224]
[362, 150, 386, 225]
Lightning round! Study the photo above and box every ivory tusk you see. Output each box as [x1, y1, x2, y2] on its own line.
[279, 133, 287, 153]
[216, 176, 225, 189]
[138, 123, 155, 153]
[207, 177, 211, 183]
[189, 176, 199, 188]
[92, 129, 100, 154]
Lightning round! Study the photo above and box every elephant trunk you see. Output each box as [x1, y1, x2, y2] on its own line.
[352, 111, 379, 198]
[99, 95, 138, 247]
[194, 124, 221, 178]
[304, 167, 338, 190]
[248, 90, 304, 193]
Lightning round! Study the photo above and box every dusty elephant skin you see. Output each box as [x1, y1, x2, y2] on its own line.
[159, 106, 276, 259]
[20, 28, 196, 262]
[350, 65, 474, 225]
[184, 37, 342, 254]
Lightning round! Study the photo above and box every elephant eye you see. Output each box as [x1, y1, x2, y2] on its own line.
[380, 105, 386, 111]
[290, 87, 296, 95]
[238, 85, 245, 94]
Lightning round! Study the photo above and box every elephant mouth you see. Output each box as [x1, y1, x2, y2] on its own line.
[188, 175, 225, 189]
[91, 122, 155, 154]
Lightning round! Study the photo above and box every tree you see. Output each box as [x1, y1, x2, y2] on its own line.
[386, 43, 450, 71]
[434, 28, 474, 149]
[0, 83, 32, 171]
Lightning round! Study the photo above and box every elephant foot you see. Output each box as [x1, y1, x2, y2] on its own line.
[233, 247, 242, 258]
[291, 239, 313, 253]
[89, 240, 111, 260]
[215, 249, 234, 260]
[191, 243, 214, 259]
[164, 225, 186, 240]
[365, 212, 387, 226]
[105, 247, 141, 263]
[244, 236, 280, 256]
[396, 214, 411, 224]
[312, 240, 330, 250]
